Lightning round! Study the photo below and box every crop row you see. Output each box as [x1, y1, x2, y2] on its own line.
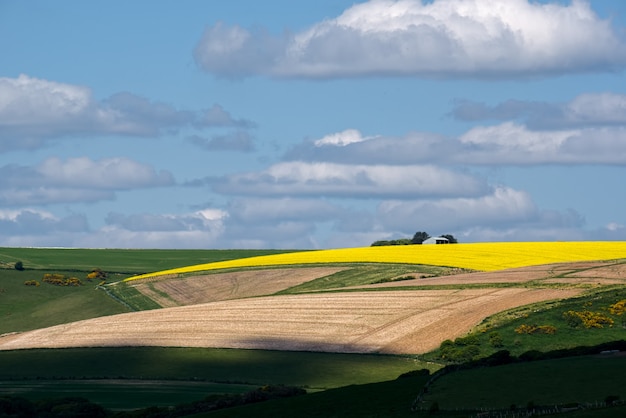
[124, 241, 626, 282]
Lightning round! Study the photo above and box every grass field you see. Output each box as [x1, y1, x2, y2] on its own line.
[2, 244, 626, 415]
[0, 346, 428, 410]
[424, 354, 626, 410]
[0, 268, 128, 334]
[0, 247, 296, 274]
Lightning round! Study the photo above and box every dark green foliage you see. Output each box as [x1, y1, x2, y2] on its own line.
[411, 231, 431, 244]
[396, 368, 430, 379]
[440, 234, 458, 243]
[14, 260, 24, 270]
[370, 238, 412, 246]
[112, 385, 306, 418]
[489, 331, 504, 347]
[439, 337, 481, 363]
[0, 396, 107, 418]
[428, 401, 440, 414]
[0, 396, 35, 417]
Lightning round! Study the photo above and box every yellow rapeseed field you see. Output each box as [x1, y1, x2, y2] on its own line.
[124, 241, 626, 282]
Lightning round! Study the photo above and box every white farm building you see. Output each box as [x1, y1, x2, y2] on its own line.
[423, 236, 449, 244]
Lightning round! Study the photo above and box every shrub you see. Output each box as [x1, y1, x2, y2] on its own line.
[42, 273, 83, 287]
[14, 261, 24, 271]
[609, 300, 626, 316]
[514, 324, 557, 334]
[86, 268, 107, 280]
[563, 310, 614, 328]
[24, 280, 40, 287]
[489, 331, 504, 347]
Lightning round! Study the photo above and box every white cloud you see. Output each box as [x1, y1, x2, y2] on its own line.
[195, 0, 626, 79]
[314, 129, 376, 147]
[0, 75, 254, 151]
[377, 187, 538, 231]
[0, 157, 174, 206]
[212, 161, 489, 198]
[290, 121, 626, 166]
[0, 209, 89, 244]
[451, 92, 626, 129]
[456, 123, 626, 165]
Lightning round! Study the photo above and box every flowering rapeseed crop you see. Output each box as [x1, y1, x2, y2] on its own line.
[124, 241, 626, 282]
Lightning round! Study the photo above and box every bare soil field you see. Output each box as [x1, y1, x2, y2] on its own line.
[130, 267, 347, 307]
[0, 288, 579, 354]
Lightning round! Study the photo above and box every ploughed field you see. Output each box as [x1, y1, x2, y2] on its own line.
[3, 245, 626, 353]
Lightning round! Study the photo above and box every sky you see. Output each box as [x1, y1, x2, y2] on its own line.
[1, 0, 626, 249]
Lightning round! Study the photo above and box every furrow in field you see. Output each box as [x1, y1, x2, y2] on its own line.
[0, 288, 581, 354]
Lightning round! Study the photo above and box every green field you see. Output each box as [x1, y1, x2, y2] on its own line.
[0, 346, 428, 411]
[0, 247, 297, 275]
[2, 247, 626, 416]
[0, 248, 296, 333]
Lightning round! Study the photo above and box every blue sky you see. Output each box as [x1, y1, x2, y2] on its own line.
[1, 0, 625, 249]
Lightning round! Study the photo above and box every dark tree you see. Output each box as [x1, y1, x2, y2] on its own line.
[440, 234, 458, 243]
[14, 261, 24, 271]
[411, 231, 430, 244]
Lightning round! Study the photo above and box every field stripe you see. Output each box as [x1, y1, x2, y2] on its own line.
[124, 242, 626, 281]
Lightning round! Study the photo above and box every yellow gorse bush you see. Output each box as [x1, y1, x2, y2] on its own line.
[124, 241, 626, 282]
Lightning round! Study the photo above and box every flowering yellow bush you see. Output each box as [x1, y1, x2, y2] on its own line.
[609, 300, 626, 316]
[515, 324, 557, 334]
[563, 310, 614, 328]
[124, 241, 626, 282]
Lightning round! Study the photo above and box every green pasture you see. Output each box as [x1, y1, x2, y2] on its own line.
[425, 354, 626, 410]
[418, 286, 626, 363]
[181, 353, 626, 418]
[0, 247, 297, 333]
[0, 346, 430, 410]
[0, 347, 428, 389]
[0, 380, 256, 411]
[0, 247, 296, 275]
[202, 374, 430, 418]
[0, 268, 128, 334]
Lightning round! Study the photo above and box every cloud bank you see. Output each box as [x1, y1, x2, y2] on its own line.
[0, 75, 254, 152]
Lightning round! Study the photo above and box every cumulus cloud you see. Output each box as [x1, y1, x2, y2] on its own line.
[210, 161, 489, 198]
[0, 75, 254, 151]
[194, 0, 626, 79]
[0, 157, 174, 206]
